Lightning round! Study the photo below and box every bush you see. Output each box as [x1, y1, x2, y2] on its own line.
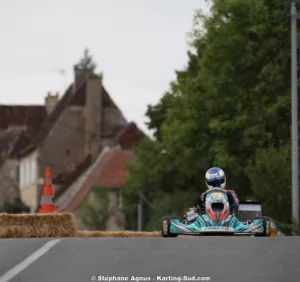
[0, 199, 30, 214]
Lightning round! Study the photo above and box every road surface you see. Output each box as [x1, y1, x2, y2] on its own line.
[0, 236, 299, 282]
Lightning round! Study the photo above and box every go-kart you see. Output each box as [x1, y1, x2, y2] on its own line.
[161, 188, 271, 237]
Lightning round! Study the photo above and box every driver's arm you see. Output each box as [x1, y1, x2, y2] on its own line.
[194, 192, 205, 208]
[227, 192, 234, 204]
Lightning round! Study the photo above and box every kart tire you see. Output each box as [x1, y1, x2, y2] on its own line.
[261, 216, 271, 237]
[161, 216, 178, 238]
[253, 216, 271, 237]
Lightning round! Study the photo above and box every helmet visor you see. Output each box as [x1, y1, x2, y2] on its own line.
[206, 178, 225, 188]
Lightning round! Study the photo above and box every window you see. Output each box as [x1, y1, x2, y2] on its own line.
[18, 156, 37, 188]
[25, 159, 28, 186]
[31, 158, 36, 184]
[20, 161, 24, 189]
[16, 165, 20, 186]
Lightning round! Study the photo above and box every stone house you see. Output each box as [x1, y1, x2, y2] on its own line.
[0, 65, 146, 227]
[28, 66, 146, 229]
[29, 67, 129, 183]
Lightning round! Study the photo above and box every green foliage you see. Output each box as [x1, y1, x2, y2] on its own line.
[78, 186, 115, 230]
[145, 93, 175, 141]
[0, 199, 30, 213]
[75, 48, 97, 72]
[245, 145, 292, 224]
[122, 0, 298, 232]
[271, 218, 300, 236]
[121, 139, 165, 230]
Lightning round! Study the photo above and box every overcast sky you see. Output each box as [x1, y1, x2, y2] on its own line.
[0, 0, 211, 136]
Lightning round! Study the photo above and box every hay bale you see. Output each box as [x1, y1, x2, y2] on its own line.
[76, 230, 161, 237]
[0, 212, 76, 238]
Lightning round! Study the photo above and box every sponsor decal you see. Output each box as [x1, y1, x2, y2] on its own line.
[210, 192, 223, 201]
[250, 225, 261, 232]
[202, 226, 232, 231]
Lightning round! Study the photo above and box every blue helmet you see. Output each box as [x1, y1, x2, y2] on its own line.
[205, 167, 226, 189]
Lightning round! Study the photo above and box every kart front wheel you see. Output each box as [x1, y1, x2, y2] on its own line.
[161, 216, 178, 238]
[253, 216, 271, 237]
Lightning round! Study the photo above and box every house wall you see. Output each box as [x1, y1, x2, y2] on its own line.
[0, 158, 18, 178]
[38, 105, 85, 177]
[0, 159, 20, 209]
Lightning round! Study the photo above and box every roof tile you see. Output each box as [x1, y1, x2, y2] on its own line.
[115, 122, 146, 149]
[0, 105, 48, 157]
[0, 105, 47, 133]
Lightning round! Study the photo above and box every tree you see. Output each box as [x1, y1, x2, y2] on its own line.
[75, 48, 97, 72]
[123, 0, 295, 231]
[162, 0, 291, 196]
[78, 186, 116, 230]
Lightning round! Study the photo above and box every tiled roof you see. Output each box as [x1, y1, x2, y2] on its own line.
[115, 122, 146, 149]
[102, 86, 118, 108]
[68, 83, 118, 109]
[33, 75, 120, 148]
[0, 105, 47, 132]
[32, 83, 77, 146]
[98, 148, 132, 188]
[63, 146, 132, 212]
[0, 105, 48, 158]
[0, 127, 24, 163]
[10, 130, 35, 157]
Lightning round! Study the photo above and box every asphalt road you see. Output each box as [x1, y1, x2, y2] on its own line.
[0, 236, 299, 282]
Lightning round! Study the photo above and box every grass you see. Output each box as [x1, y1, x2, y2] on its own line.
[0, 212, 77, 238]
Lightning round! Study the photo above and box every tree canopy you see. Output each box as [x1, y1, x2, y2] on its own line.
[121, 0, 299, 233]
[75, 48, 97, 72]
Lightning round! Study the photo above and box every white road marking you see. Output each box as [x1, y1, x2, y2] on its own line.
[0, 239, 61, 282]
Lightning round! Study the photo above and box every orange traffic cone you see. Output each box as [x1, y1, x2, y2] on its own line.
[38, 167, 56, 213]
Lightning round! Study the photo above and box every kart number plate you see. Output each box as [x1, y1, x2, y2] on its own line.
[202, 227, 233, 231]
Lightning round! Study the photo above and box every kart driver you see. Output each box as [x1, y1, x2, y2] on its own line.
[183, 167, 239, 223]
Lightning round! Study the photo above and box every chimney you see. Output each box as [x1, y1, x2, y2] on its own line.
[45, 92, 59, 114]
[73, 65, 88, 93]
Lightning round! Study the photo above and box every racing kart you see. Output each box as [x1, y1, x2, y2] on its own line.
[161, 188, 271, 237]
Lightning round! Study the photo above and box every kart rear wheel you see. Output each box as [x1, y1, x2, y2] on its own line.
[253, 216, 271, 237]
[161, 216, 178, 238]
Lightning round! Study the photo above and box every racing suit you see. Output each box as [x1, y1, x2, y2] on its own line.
[182, 189, 239, 223]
